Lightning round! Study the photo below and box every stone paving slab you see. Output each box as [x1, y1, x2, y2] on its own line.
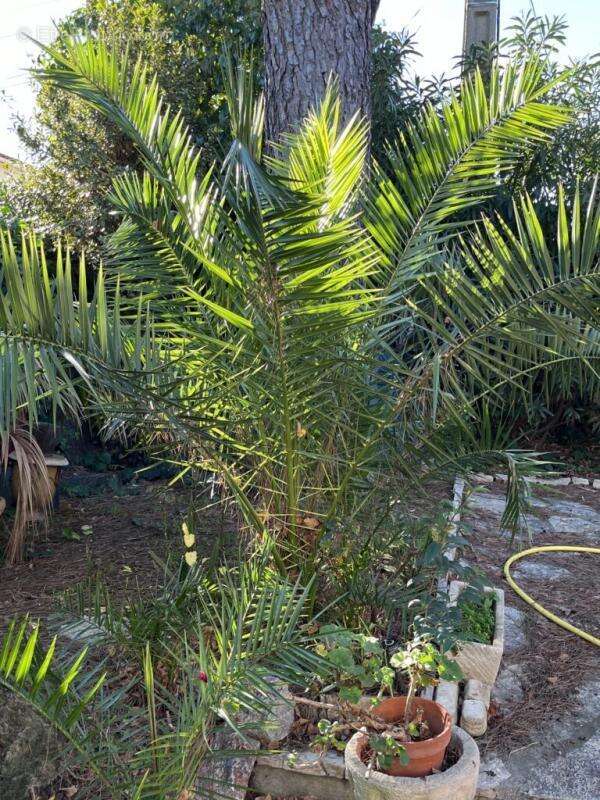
[477, 681, 600, 800]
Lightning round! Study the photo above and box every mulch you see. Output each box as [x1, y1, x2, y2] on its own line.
[461, 482, 600, 756]
[0, 474, 233, 631]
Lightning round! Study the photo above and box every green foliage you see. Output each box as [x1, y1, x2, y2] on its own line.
[0, 25, 597, 793]
[1, 36, 595, 576]
[463, 9, 600, 217]
[4, 1, 425, 261]
[5, 0, 262, 259]
[310, 718, 347, 754]
[1, 551, 328, 799]
[505, 12, 600, 217]
[370, 24, 450, 168]
[391, 635, 462, 728]
[390, 638, 462, 690]
[322, 506, 483, 638]
[457, 593, 495, 645]
[368, 733, 409, 771]
[314, 625, 393, 700]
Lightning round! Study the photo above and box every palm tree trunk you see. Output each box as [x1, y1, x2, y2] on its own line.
[262, 0, 379, 146]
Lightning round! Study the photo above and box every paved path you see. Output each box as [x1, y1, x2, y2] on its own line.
[463, 485, 600, 800]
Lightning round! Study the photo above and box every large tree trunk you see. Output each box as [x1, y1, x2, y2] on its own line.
[263, 1, 379, 146]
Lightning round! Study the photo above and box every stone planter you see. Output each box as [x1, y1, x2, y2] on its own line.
[449, 580, 504, 686]
[345, 727, 480, 800]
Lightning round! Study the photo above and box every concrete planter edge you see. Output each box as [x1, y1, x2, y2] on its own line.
[450, 580, 505, 686]
[345, 726, 480, 800]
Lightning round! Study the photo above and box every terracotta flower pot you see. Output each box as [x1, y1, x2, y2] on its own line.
[370, 696, 452, 778]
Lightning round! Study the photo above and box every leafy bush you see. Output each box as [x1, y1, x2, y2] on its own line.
[313, 625, 394, 702]
[3, 0, 427, 261]
[3, 0, 262, 259]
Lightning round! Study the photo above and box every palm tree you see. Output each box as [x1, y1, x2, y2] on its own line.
[0, 41, 598, 578]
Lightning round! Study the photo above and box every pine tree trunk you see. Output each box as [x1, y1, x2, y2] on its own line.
[262, 0, 379, 146]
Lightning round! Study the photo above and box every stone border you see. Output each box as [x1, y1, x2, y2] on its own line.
[251, 728, 481, 800]
[470, 473, 600, 489]
[439, 475, 466, 592]
[251, 750, 352, 800]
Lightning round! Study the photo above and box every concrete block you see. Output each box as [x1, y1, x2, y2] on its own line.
[252, 749, 352, 800]
[449, 581, 505, 685]
[435, 680, 459, 724]
[460, 680, 491, 737]
[470, 474, 494, 484]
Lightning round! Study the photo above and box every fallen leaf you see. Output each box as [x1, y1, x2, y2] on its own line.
[547, 675, 559, 685]
[487, 699, 501, 722]
[302, 516, 320, 529]
[63, 787, 78, 799]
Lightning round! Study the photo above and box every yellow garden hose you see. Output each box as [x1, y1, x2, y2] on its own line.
[503, 545, 600, 648]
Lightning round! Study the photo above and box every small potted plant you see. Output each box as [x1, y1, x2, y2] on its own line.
[344, 635, 482, 800]
[371, 636, 461, 777]
[299, 631, 460, 776]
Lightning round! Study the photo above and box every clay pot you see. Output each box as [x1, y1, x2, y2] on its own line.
[345, 726, 480, 800]
[369, 696, 452, 778]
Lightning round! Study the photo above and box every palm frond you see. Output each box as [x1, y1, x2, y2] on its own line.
[0, 618, 113, 788]
[367, 59, 572, 300]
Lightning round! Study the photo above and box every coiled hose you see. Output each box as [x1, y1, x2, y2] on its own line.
[503, 545, 600, 648]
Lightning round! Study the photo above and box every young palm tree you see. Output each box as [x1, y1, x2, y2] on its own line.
[1, 34, 600, 800]
[0, 553, 327, 799]
[0, 40, 598, 578]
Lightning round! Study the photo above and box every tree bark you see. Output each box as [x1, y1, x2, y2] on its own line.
[263, 1, 380, 146]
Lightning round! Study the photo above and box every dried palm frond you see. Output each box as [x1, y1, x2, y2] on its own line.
[1, 426, 53, 564]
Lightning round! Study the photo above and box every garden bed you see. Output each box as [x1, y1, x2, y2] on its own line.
[0, 473, 235, 630]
